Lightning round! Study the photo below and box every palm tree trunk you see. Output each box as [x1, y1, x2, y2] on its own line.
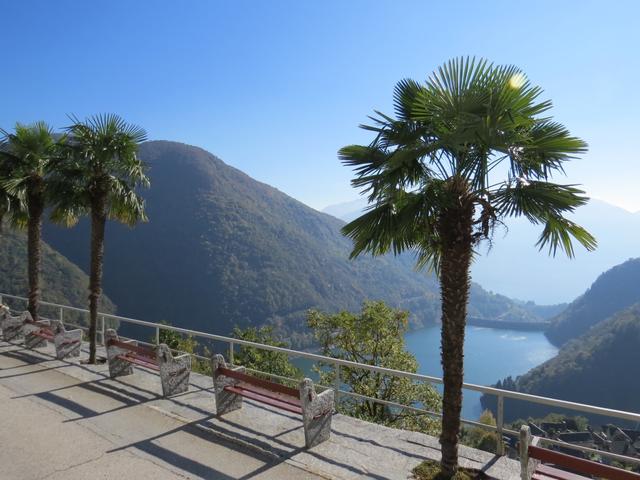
[438, 186, 474, 478]
[88, 198, 107, 364]
[26, 182, 44, 321]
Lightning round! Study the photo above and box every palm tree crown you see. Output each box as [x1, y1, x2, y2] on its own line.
[50, 114, 149, 226]
[340, 57, 596, 270]
[0, 122, 62, 201]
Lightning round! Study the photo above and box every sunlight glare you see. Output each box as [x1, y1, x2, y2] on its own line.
[509, 72, 527, 89]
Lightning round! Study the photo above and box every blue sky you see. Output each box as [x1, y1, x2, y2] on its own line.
[2, 0, 639, 212]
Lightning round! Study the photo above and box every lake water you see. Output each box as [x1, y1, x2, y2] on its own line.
[294, 325, 558, 422]
[405, 325, 558, 420]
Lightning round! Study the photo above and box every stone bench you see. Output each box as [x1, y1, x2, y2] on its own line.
[0, 304, 9, 329]
[1, 310, 32, 342]
[211, 353, 334, 448]
[0, 309, 83, 359]
[519, 425, 640, 479]
[23, 317, 83, 360]
[105, 329, 191, 397]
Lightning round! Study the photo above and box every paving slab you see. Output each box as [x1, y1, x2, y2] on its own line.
[0, 339, 521, 479]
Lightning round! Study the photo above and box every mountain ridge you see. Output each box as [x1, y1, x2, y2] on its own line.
[41, 140, 547, 346]
[545, 257, 640, 346]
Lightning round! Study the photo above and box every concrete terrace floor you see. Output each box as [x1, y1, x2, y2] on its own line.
[0, 340, 521, 480]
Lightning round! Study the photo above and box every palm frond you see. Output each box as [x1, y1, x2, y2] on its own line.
[536, 214, 597, 258]
[491, 180, 590, 220]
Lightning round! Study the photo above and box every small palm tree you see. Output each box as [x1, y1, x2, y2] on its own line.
[51, 114, 148, 364]
[339, 58, 596, 477]
[0, 122, 63, 319]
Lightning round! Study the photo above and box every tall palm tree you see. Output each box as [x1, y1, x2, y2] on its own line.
[0, 122, 63, 319]
[339, 58, 596, 477]
[51, 114, 148, 364]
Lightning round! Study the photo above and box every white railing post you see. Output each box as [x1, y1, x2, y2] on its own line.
[519, 424, 532, 480]
[497, 393, 505, 455]
[229, 341, 235, 364]
[100, 316, 105, 345]
[155, 326, 160, 345]
[334, 364, 341, 406]
[59, 306, 64, 323]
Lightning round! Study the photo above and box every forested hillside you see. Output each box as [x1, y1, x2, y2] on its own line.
[481, 304, 640, 421]
[41, 141, 542, 346]
[0, 226, 115, 315]
[546, 257, 640, 346]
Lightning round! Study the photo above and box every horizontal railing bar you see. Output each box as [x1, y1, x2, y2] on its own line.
[3, 292, 640, 426]
[537, 436, 640, 466]
[338, 389, 442, 418]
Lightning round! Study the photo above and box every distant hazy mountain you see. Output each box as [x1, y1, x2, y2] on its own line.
[42, 141, 539, 347]
[323, 198, 640, 304]
[481, 303, 640, 421]
[0, 226, 115, 316]
[546, 257, 640, 346]
[323, 198, 368, 223]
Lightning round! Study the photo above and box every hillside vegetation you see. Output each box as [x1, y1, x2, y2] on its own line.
[42, 141, 546, 346]
[481, 303, 640, 421]
[0, 226, 115, 316]
[546, 257, 640, 346]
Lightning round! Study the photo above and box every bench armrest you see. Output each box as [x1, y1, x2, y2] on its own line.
[313, 388, 334, 416]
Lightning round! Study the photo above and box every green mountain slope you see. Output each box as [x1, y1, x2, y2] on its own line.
[0, 226, 115, 316]
[481, 304, 640, 421]
[546, 258, 640, 346]
[42, 140, 543, 346]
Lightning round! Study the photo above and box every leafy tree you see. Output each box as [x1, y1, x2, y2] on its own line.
[0, 122, 64, 319]
[51, 114, 148, 363]
[461, 410, 499, 454]
[231, 326, 302, 383]
[339, 57, 595, 476]
[307, 301, 441, 435]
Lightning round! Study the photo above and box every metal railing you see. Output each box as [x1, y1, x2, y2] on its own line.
[2, 291, 639, 465]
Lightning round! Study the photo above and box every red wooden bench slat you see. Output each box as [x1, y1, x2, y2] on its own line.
[529, 445, 640, 480]
[108, 339, 156, 358]
[224, 385, 303, 415]
[116, 353, 159, 371]
[32, 330, 55, 340]
[535, 464, 590, 480]
[217, 367, 300, 398]
[234, 381, 302, 407]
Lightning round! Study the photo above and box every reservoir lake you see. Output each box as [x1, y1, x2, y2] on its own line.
[295, 325, 558, 422]
[405, 325, 558, 420]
